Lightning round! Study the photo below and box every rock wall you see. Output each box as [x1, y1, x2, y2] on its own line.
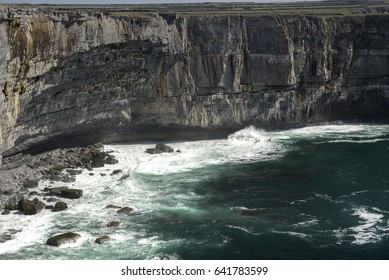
[1, 7, 389, 156]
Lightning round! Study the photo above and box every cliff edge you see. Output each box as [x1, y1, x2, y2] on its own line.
[1, 3, 389, 158]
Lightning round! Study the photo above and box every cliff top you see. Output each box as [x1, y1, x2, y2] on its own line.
[1, 0, 389, 18]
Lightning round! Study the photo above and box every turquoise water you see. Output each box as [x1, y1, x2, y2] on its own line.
[1, 124, 389, 259]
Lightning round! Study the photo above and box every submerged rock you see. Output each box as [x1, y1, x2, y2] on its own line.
[106, 205, 121, 209]
[117, 207, 134, 214]
[240, 209, 261, 217]
[107, 221, 120, 228]
[95, 235, 110, 245]
[46, 232, 81, 246]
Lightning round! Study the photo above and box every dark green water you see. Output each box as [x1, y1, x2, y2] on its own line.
[1, 124, 389, 259]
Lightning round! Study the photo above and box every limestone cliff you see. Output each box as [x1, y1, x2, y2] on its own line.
[0, 6, 388, 157]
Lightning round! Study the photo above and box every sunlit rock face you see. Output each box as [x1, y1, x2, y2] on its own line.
[1, 6, 388, 156]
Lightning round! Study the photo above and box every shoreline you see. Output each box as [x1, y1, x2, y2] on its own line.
[0, 143, 118, 210]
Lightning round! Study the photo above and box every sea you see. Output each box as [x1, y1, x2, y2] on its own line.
[1, 123, 389, 260]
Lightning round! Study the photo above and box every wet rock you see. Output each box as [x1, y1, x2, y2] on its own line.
[107, 221, 120, 228]
[48, 186, 68, 196]
[145, 144, 174, 154]
[18, 197, 45, 215]
[23, 179, 39, 189]
[95, 235, 110, 245]
[117, 207, 134, 214]
[4, 203, 18, 211]
[1, 210, 10, 215]
[28, 191, 39, 196]
[53, 201, 68, 212]
[45, 205, 54, 210]
[67, 169, 82, 176]
[46, 232, 81, 246]
[61, 175, 76, 183]
[110, 169, 122, 176]
[47, 197, 59, 203]
[106, 205, 121, 209]
[145, 148, 163, 154]
[156, 144, 174, 153]
[59, 188, 83, 199]
[105, 155, 118, 165]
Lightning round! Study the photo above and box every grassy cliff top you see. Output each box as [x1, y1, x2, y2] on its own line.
[2, 0, 389, 17]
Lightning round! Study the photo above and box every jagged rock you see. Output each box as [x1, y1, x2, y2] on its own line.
[117, 207, 134, 214]
[95, 235, 110, 245]
[53, 201, 68, 212]
[18, 197, 45, 215]
[59, 189, 83, 199]
[107, 221, 120, 228]
[46, 232, 81, 246]
[23, 180, 39, 189]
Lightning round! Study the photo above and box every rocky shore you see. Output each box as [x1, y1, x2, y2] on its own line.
[0, 143, 117, 209]
[0, 142, 180, 246]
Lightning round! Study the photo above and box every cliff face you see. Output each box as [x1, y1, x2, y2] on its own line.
[1, 7, 389, 156]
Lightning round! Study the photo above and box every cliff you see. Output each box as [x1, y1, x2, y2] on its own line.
[1, 4, 389, 158]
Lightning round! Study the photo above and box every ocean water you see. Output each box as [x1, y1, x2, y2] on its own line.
[1, 123, 389, 260]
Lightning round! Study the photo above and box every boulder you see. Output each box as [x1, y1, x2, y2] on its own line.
[67, 169, 82, 176]
[1, 210, 10, 215]
[107, 221, 120, 228]
[95, 236, 110, 245]
[48, 186, 68, 196]
[23, 179, 39, 189]
[4, 203, 18, 211]
[145, 144, 174, 154]
[46, 232, 81, 246]
[145, 148, 162, 154]
[18, 197, 45, 215]
[47, 197, 59, 203]
[105, 155, 118, 165]
[59, 189, 83, 199]
[53, 201, 68, 212]
[156, 144, 174, 153]
[117, 207, 134, 214]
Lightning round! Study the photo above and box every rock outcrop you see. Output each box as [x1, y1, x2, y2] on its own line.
[0, 5, 388, 158]
[46, 232, 81, 246]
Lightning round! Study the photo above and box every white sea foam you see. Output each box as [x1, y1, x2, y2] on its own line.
[226, 225, 261, 236]
[336, 207, 386, 245]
